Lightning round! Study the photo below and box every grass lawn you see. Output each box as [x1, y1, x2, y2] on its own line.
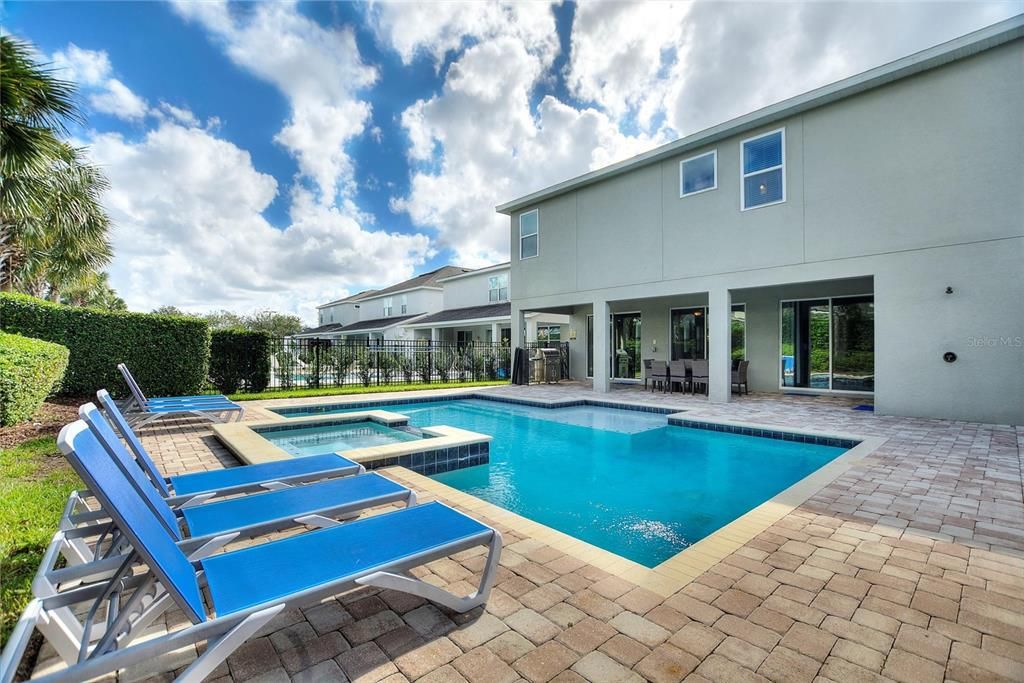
[0, 437, 81, 646]
[228, 379, 508, 401]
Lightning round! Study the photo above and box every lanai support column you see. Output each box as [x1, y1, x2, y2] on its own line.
[592, 299, 610, 393]
[511, 305, 526, 349]
[490, 322, 500, 344]
[708, 288, 732, 404]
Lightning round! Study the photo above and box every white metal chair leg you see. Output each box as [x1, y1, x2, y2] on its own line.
[174, 605, 283, 683]
[357, 531, 502, 612]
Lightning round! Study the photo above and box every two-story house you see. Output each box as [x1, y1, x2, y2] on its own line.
[299, 266, 471, 341]
[498, 18, 1023, 424]
[301, 263, 569, 344]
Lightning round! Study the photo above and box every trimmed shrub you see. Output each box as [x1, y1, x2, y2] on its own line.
[209, 329, 271, 394]
[0, 331, 70, 425]
[0, 293, 210, 398]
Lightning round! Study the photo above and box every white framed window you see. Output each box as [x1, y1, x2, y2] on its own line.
[488, 273, 509, 302]
[383, 297, 393, 317]
[400, 295, 407, 314]
[741, 128, 785, 210]
[679, 150, 717, 197]
[537, 325, 561, 342]
[519, 209, 539, 259]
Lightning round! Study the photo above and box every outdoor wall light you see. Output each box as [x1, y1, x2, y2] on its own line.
[652, 339, 658, 352]
[943, 351, 957, 363]
[945, 286, 954, 294]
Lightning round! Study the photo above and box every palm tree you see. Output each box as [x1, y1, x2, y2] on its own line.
[59, 271, 126, 310]
[0, 36, 113, 295]
[16, 145, 113, 299]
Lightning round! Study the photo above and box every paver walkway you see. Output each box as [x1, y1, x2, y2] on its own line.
[34, 384, 1024, 682]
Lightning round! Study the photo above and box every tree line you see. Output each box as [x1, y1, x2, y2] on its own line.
[151, 306, 304, 337]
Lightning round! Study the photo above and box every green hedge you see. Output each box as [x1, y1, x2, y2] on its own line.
[209, 329, 271, 394]
[0, 332, 70, 426]
[0, 293, 210, 398]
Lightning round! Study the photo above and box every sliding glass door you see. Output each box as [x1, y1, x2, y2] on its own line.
[670, 308, 706, 360]
[611, 312, 642, 379]
[780, 296, 873, 392]
[831, 296, 874, 391]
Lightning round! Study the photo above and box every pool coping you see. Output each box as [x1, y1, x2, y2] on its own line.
[211, 410, 493, 468]
[243, 392, 888, 596]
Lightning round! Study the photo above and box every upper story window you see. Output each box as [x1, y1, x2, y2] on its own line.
[679, 150, 717, 197]
[383, 297, 393, 317]
[400, 295, 408, 314]
[519, 209, 539, 259]
[488, 273, 509, 302]
[741, 128, 785, 210]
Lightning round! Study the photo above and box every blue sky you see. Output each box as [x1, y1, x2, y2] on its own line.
[3, 1, 1019, 323]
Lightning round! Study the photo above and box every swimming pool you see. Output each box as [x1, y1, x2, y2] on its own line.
[293, 398, 847, 567]
[259, 420, 420, 458]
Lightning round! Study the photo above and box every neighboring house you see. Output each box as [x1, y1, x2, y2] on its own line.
[404, 263, 569, 344]
[297, 266, 471, 341]
[498, 18, 1024, 424]
[300, 263, 569, 344]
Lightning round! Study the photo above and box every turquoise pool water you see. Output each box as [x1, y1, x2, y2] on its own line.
[259, 420, 420, 457]
[291, 399, 846, 566]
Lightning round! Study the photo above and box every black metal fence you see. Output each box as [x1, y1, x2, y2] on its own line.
[260, 338, 516, 391]
[203, 337, 571, 394]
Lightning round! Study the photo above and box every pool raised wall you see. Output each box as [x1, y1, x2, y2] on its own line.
[212, 410, 491, 475]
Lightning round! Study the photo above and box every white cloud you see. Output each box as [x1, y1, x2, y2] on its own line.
[171, 0, 378, 201]
[89, 121, 431, 322]
[369, 1, 559, 66]
[88, 79, 148, 120]
[155, 101, 200, 127]
[50, 44, 150, 121]
[566, 2, 692, 130]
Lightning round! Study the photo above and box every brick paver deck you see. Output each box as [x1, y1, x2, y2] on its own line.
[35, 384, 1024, 682]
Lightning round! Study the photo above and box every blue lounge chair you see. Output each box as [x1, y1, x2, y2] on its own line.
[118, 362, 231, 405]
[66, 402, 415, 558]
[96, 389, 364, 505]
[117, 363, 244, 427]
[0, 421, 501, 683]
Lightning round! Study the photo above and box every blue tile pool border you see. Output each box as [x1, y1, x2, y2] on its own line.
[269, 393, 679, 417]
[268, 393, 860, 450]
[667, 417, 859, 449]
[362, 441, 489, 476]
[251, 416, 410, 434]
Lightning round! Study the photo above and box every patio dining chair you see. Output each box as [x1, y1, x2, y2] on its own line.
[647, 360, 668, 392]
[668, 360, 690, 394]
[0, 420, 501, 683]
[732, 360, 750, 395]
[690, 359, 709, 395]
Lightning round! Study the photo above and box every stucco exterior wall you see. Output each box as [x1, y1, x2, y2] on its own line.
[356, 289, 443, 321]
[442, 268, 509, 309]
